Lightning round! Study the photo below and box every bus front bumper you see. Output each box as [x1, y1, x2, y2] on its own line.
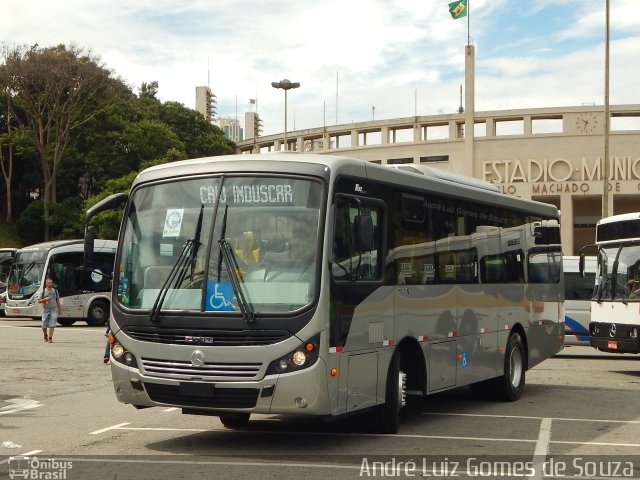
[4, 302, 39, 318]
[110, 357, 331, 416]
[589, 322, 640, 353]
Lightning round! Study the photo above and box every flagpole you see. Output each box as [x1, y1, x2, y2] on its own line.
[467, 0, 470, 45]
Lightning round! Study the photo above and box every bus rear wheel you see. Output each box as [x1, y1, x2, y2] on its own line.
[492, 332, 526, 401]
[219, 413, 250, 429]
[86, 300, 109, 326]
[377, 352, 406, 434]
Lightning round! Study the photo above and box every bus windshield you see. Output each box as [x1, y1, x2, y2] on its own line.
[117, 175, 323, 315]
[594, 245, 640, 301]
[7, 257, 46, 298]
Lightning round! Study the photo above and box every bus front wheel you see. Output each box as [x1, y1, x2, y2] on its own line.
[377, 352, 406, 434]
[492, 332, 526, 401]
[86, 300, 109, 326]
[219, 413, 250, 429]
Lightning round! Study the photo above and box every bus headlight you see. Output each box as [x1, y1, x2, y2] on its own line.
[112, 344, 125, 359]
[266, 334, 320, 375]
[291, 350, 307, 366]
[110, 341, 139, 368]
[630, 327, 638, 339]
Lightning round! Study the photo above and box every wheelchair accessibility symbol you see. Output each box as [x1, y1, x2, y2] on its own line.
[205, 281, 235, 311]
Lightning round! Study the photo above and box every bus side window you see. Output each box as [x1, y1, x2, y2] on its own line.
[505, 251, 524, 283]
[528, 250, 561, 283]
[332, 200, 382, 282]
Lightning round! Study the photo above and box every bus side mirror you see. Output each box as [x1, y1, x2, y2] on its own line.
[579, 253, 585, 277]
[354, 214, 374, 252]
[84, 226, 95, 264]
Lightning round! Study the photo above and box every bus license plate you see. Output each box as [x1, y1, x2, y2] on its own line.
[179, 382, 215, 398]
[607, 340, 618, 350]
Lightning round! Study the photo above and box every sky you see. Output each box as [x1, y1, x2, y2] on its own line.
[3, 0, 639, 137]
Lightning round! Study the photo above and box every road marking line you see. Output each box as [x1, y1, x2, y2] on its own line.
[552, 440, 640, 447]
[21, 450, 43, 456]
[89, 422, 130, 435]
[534, 418, 552, 457]
[102, 424, 537, 442]
[88, 422, 640, 449]
[163, 407, 178, 412]
[119, 427, 208, 432]
[531, 418, 552, 480]
[0, 398, 43, 415]
[424, 411, 640, 424]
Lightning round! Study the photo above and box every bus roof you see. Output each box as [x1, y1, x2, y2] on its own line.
[132, 153, 558, 219]
[16, 239, 116, 255]
[597, 212, 640, 226]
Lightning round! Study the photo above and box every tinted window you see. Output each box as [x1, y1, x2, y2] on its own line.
[565, 272, 595, 300]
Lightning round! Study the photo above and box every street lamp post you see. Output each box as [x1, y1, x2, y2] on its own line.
[271, 79, 300, 151]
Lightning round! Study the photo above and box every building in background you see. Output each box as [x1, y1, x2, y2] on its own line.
[195, 86, 217, 122]
[215, 117, 243, 142]
[244, 111, 262, 141]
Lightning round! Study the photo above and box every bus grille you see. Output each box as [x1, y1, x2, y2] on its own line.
[143, 382, 259, 408]
[123, 326, 291, 346]
[140, 357, 262, 380]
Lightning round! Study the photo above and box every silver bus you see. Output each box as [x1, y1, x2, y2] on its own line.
[86, 153, 563, 433]
[5, 239, 116, 326]
[584, 212, 640, 353]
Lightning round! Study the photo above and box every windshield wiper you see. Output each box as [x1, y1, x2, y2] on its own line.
[219, 238, 255, 325]
[611, 246, 623, 303]
[149, 205, 204, 323]
[216, 204, 255, 325]
[149, 240, 193, 323]
[19, 262, 36, 283]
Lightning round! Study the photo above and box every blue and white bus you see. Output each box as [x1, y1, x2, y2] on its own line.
[563, 256, 596, 346]
[86, 153, 564, 433]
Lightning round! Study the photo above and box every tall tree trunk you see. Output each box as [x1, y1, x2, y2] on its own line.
[41, 153, 53, 241]
[0, 146, 12, 223]
[1, 95, 14, 223]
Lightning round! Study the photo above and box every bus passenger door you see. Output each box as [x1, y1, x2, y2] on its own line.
[526, 246, 563, 367]
[457, 231, 499, 386]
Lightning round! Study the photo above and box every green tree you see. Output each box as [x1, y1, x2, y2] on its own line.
[139, 81, 159, 100]
[159, 101, 234, 158]
[84, 171, 137, 239]
[0, 43, 128, 239]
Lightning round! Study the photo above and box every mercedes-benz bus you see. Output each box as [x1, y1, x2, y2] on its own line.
[5, 239, 116, 326]
[85, 153, 564, 433]
[583, 212, 640, 353]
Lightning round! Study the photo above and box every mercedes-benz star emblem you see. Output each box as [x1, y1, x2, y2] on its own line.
[609, 324, 617, 338]
[191, 350, 205, 367]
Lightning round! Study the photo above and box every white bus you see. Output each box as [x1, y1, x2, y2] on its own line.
[583, 212, 640, 353]
[0, 248, 17, 316]
[85, 153, 563, 433]
[5, 239, 117, 326]
[563, 256, 596, 346]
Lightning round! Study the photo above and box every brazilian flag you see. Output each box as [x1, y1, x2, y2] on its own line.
[449, 0, 467, 19]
